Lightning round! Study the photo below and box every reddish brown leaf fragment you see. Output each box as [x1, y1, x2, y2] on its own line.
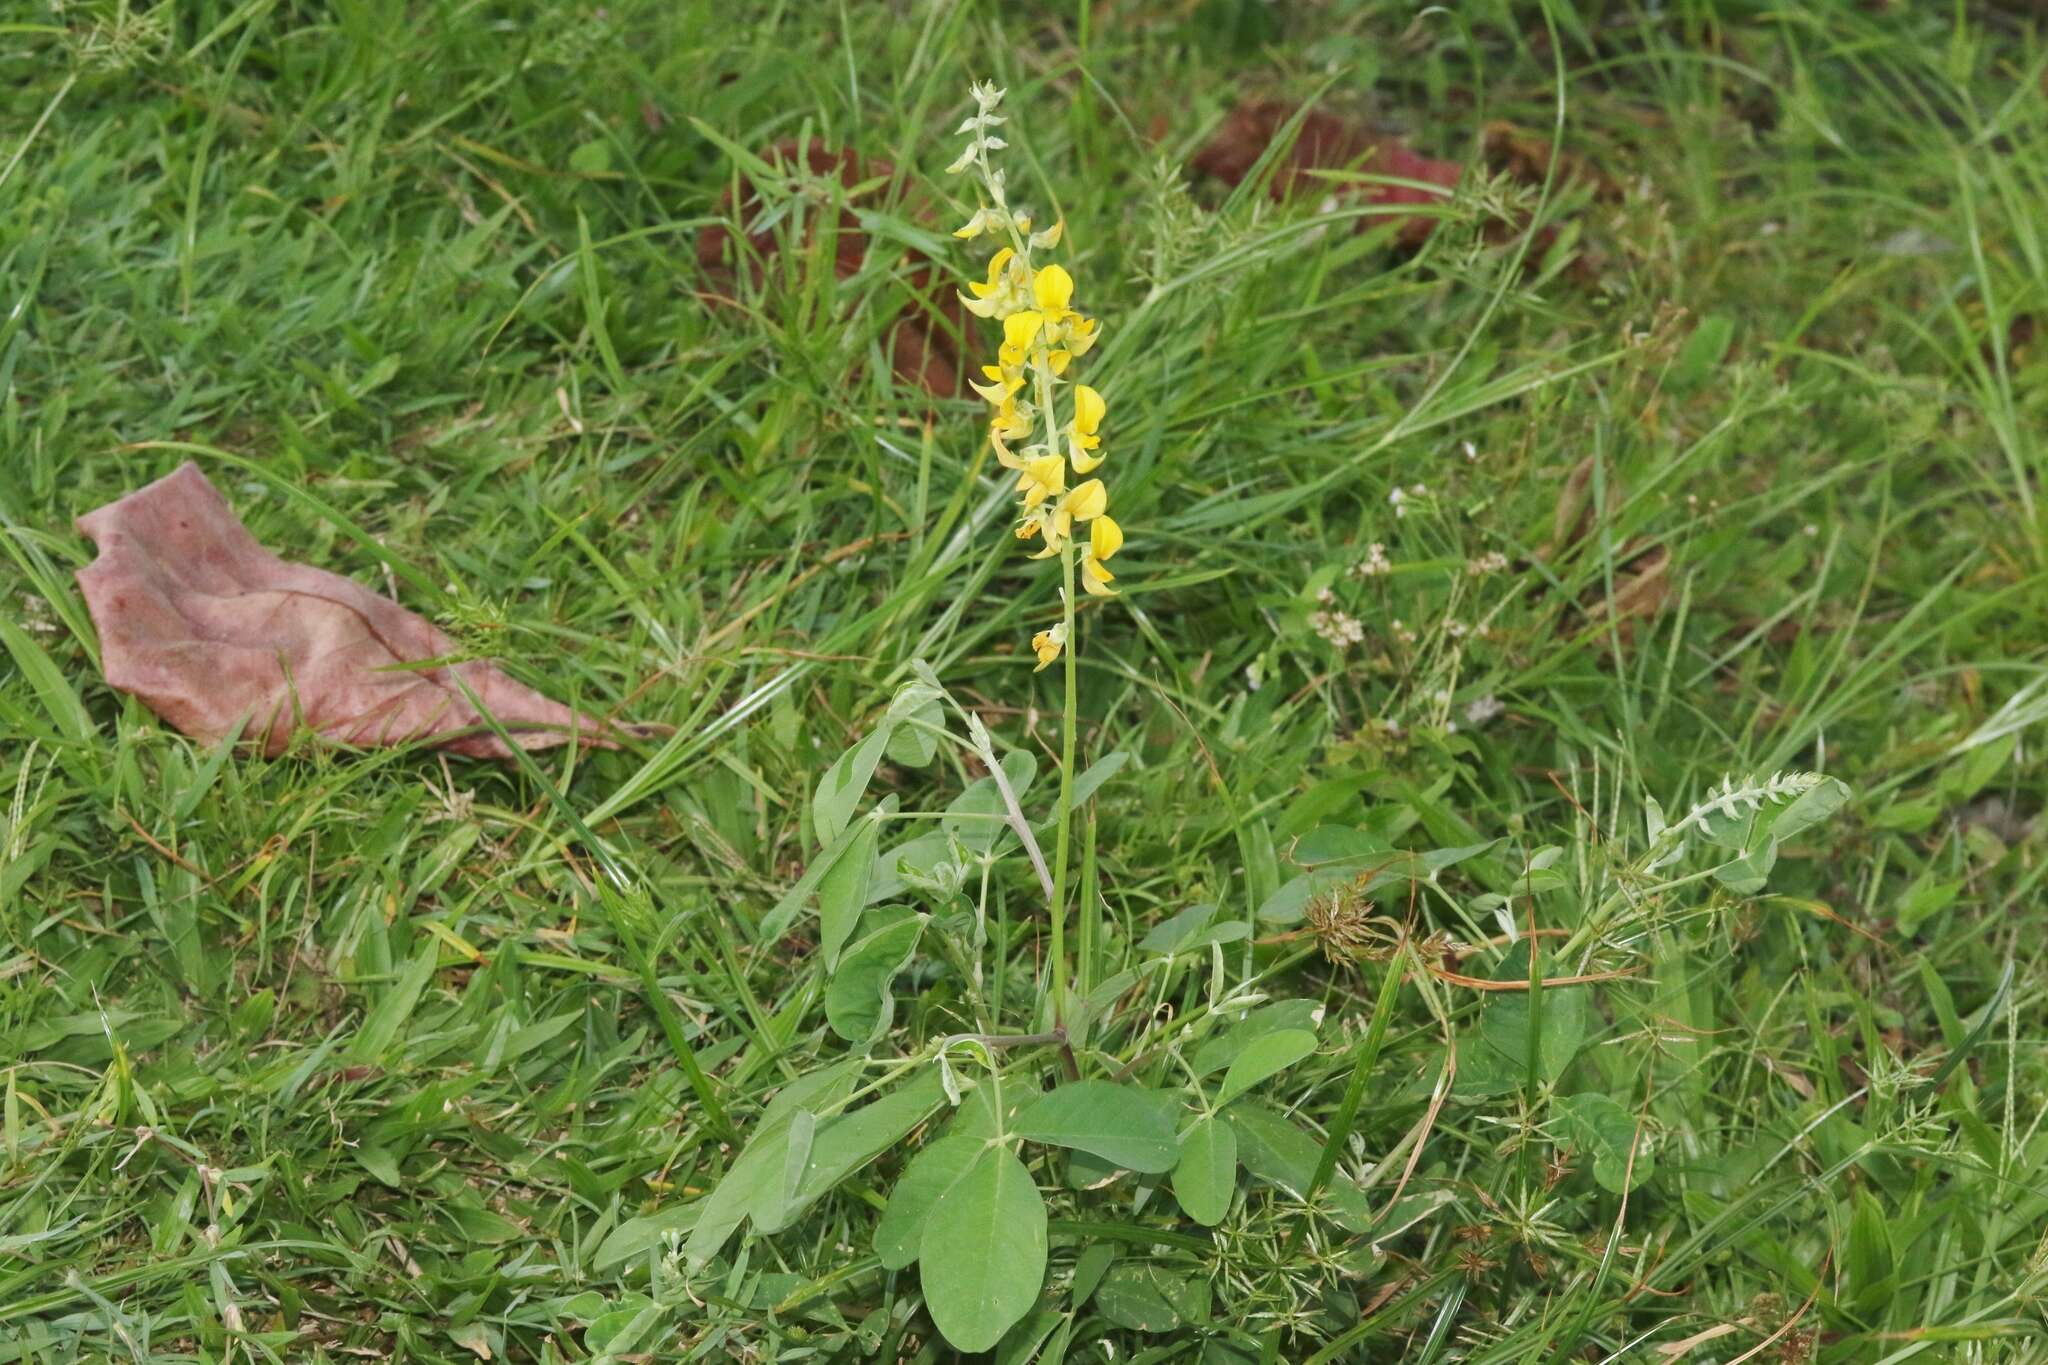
[75, 463, 614, 759]
[694, 138, 971, 398]
[1192, 99, 1462, 245]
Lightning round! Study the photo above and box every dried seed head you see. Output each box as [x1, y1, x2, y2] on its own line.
[1303, 875, 1398, 965]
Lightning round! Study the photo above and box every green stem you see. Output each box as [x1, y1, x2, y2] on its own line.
[1050, 538, 1077, 1027]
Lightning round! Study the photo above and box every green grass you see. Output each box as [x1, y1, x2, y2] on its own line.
[5, 0, 2048, 1360]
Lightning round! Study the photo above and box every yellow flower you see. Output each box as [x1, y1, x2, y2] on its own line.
[1003, 309, 1045, 351]
[1059, 478, 1106, 522]
[1079, 514, 1122, 597]
[1068, 384, 1106, 472]
[1017, 454, 1066, 510]
[1065, 314, 1100, 358]
[1031, 622, 1067, 671]
[1090, 513, 1123, 561]
[1073, 385, 1105, 440]
[969, 248, 1015, 299]
[1033, 264, 1074, 314]
[990, 396, 1033, 454]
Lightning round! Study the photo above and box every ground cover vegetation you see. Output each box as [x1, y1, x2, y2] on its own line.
[4, 0, 2048, 1360]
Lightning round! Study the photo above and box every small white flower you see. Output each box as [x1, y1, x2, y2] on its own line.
[1466, 551, 1508, 576]
[1464, 694, 1504, 726]
[1351, 542, 1392, 578]
[1388, 487, 1408, 517]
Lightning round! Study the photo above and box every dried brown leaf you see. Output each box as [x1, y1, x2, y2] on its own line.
[76, 463, 616, 759]
[1191, 99, 1462, 246]
[694, 138, 971, 398]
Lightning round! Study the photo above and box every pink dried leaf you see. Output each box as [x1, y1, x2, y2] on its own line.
[74, 462, 615, 759]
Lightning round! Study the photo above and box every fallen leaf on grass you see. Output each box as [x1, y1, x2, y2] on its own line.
[695, 138, 972, 398]
[1192, 100, 1611, 263]
[1191, 99, 1462, 246]
[76, 462, 616, 759]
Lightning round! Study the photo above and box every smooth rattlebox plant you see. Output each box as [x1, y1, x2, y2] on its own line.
[677, 82, 1866, 1357]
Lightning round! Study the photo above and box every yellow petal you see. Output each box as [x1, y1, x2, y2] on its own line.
[1033, 264, 1074, 313]
[1074, 384, 1106, 435]
[1066, 316, 1100, 357]
[1080, 558, 1117, 597]
[1019, 454, 1065, 508]
[1002, 309, 1045, 351]
[1060, 478, 1107, 521]
[1048, 349, 1071, 376]
[1091, 514, 1124, 562]
[1069, 448, 1104, 475]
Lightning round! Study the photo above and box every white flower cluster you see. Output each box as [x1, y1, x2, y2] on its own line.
[1310, 606, 1366, 649]
[1466, 551, 1508, 576]
[1350, 542, 1392, 578]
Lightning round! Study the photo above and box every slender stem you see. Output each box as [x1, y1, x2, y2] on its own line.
[1050, 539, 1077, 1027]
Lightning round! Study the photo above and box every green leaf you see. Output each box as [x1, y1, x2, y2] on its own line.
[1012, 1081, 1181, 1173]
[814, 724, 891, 847]
[1555, 1093, 1652, 1193]
[1071, 1243, 1116, 1308]
[884, 692, 944, 767]
[1094, 1266, 1188, 1333]
[817, 808, 882, 969]
[1171, 1116, 1237, 1226]
[919, 1145, 1048, 1353]
[1845, 1187, 1896, 1312]
[0, 614, 95, 746]
[1254, 867, 1354, 924]
[583, 1301, 664, 1354]
[826, 915, 923, 1043]
[1191, 1000, 1323, 1077]
[1067, 750, 1129, 807]
[568, 139, 613, 175]
[1227, 1100, 1374, 1232]
[1769, 776, 1852, 843]
[593, 1203, 702, 1271]
[1478, 945, 1588, 1084]
[757, 819, 864, 942]
[353, 1145, 401, 1187]
[875, 1135, 982, 1270]
[349, 946, 438, 1063]
[786, 1070, 946, 1219]
[1712, 840, 1777, 894]
[1138, 900, 1245, 957]
[1215, 1029, 1318, 1106]
[1139, 903, 1218, 953]
[683, 1064, 857, 1266]
[1291, 825, 1393, 865]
